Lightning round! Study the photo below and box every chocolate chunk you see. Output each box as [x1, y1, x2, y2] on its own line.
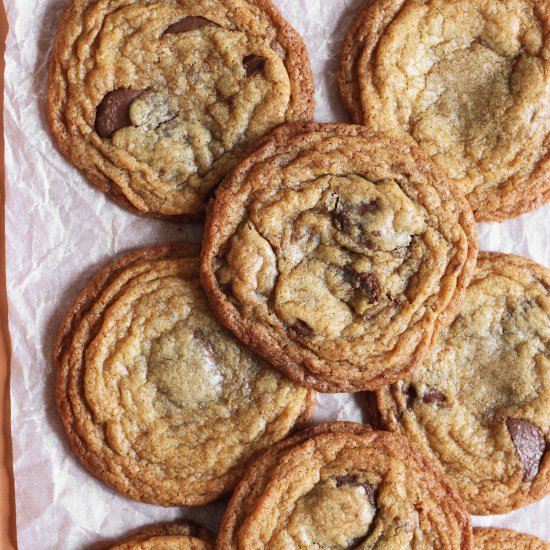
[357, 273, 380, 304]
[344, 268, 380, 304]
[193, 329, 215, 359]
[164, 16, 218, 35]
[333, 201, 377, 233]
[95, 88, 144, 138]
[333, 205, 353, 232]
[334, 475, 376, 508]
[422, 386, 448, 405]
[334, 474, 359, 487]
[506, 418, 546, 482]
[291, 320, 313, 338]
[356, 202, 378, 215]
[403, 384, 417, 410]
[396, 384, 417, 418]
[362, 482, 376, 509]
[243, 55, 266, 76]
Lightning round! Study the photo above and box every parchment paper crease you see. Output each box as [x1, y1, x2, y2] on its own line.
[4, 0, 550, 547]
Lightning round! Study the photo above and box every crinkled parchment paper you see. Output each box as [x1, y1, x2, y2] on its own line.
[4, 0, 550, 547]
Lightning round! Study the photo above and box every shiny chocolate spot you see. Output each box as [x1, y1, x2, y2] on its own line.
[291, 320, 313, 338]
[243, 55, 266, 76]
[422, 386, 448, 405]
[506, 418, 546, 482]
[95, 88, 144, 138]
[164, 16, 218, 35]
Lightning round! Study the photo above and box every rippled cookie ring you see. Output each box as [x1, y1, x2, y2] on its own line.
[338, 0, 550, 222]
[48, 0, 314, 221]
[375, 253, 550, 514]
[474, 528, 550, 550]
[54, 244, 315, 506]
[217, 422, 473, 549]
[110, 521, 214, 549]
[201, 123, 478, 392]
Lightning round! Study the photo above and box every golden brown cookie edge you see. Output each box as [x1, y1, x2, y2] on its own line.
[108, 520, 214, 549]
[474, 527, 550, 550]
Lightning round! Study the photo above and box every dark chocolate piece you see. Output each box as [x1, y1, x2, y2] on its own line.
[164, 16, 218, 35]
[243, 55, 266, 76]
[291, 320, 313, 338]
[506, 418, 546, 482]
[95, 88, 144, 138]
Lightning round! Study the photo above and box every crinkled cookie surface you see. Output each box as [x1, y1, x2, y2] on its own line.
[48, 0, 314, 220]
[339, 0, 550, 221]
[54, 244, 314, 506]
[376, 253, 550, 514]
[217, 422, 473, 549]
[474, 528, 550, 550]
[110, 521, 214, 550]
[201, 123, 478, 392]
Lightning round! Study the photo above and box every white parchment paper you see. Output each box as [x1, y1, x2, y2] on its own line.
[4, 0, 550, 548]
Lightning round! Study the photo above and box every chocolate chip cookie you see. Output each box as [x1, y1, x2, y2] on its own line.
[201, 122, 478, 393]
[475, 528, 550, 549]
[110, 521, 214, 549]
[217, 422, 473, 549]
[48, 0, 314, 221]
[54, 244, 315, 506]
[338, 0, 550, 222]
[375, 252, 550, 514]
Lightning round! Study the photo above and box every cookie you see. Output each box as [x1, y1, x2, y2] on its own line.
[54, 244, 315, 506]
[217, 422, 473, 549]
[338, 0, 550, 222]
[375, 252, 550, 514]
[474, 528, 550, 550]
[201, 122, 478, 393]
[109, 521, 214, 549]
[48, 0, 314, 221]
